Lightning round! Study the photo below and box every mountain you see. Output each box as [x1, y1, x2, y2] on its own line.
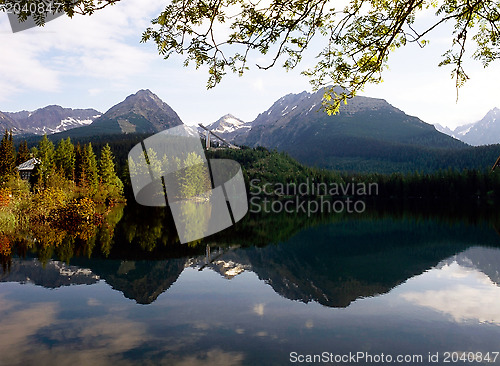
[437, 108, 500, 146]
[222, 88, 467, 171]
[0, 111, 18, 132]
[200, 114, 251, 142]
[68, 89, 184, 137]
[2, 89, 182, 137]
[4, 105, 101, 135]
[434, 123, 454, 136]
[0, 112, 18, 133]
[239, 88, 465, 149]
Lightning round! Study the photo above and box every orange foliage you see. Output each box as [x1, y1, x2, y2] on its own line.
[0, 235, 12, 256]
[52, 197, 98, 240]
[31, 187, 68, 221]
[31, 223, 66, 248]
[0, 188, 12, 208]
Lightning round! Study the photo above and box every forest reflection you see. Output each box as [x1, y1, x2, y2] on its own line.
[1, 200, 500, 307]
[1, 200, 500, 267]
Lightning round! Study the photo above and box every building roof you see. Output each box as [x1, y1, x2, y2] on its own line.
[17, 158, 40, 171]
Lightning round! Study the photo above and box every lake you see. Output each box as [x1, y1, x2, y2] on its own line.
[1, 203, 500, 365]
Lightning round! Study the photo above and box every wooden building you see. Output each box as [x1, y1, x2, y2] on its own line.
[16, 158, 40, 180]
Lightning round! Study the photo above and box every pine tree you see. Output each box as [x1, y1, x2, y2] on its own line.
[99, 144, 117, 185]
[55, 138, 75, 180]
[38, 135, 55, 166]
[99, 144, 123, 198]
[15, 140, 30, 166]
[31, 134, 55, 187]
[74, 143, 84, 187]
[82, 143, 98, 193]
[0, 130, 17, 182]
[8, 131, 14, 162]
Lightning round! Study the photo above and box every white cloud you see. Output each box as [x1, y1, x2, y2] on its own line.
[0, 0, 498, 127]
[87, 298, 101, 306]
[0, 0, 165, 106]
[251, 78, 265, 92]
[0, 30, 61, 98]
[0, 294, 151, 366]
[253, 303, 265, 316]
[172, 349, 245, 366]
[88, 88, 103, 96]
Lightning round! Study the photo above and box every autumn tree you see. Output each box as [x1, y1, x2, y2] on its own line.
[7, 0, 500, 112]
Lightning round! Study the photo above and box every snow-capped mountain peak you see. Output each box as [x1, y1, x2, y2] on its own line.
[4, 105, 101, 135]
[199, 114, 252, 143]
[436, 107, 500, 146]
[208, 114, 249, 133]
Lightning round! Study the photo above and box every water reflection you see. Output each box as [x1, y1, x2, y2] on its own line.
[0, 258, 99, 287]
[401, 247, 500, 325]
[1, 207, 500, 365]
[2, 210, 500, 308]
[1, 247, 500, 365]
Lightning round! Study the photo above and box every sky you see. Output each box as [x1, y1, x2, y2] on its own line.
[0, 0, 499, 129]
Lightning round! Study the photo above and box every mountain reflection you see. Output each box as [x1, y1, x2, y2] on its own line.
[2, 206, 500, 307]
[0, 258, 99, 287]
[442, 246, 500, 284]
[401, 246, 500, 325]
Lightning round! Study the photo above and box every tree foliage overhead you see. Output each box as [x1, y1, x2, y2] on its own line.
[4, 0, 500, 112]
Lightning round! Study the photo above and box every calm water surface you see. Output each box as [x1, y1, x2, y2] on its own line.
[1, 206, 500, 365]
